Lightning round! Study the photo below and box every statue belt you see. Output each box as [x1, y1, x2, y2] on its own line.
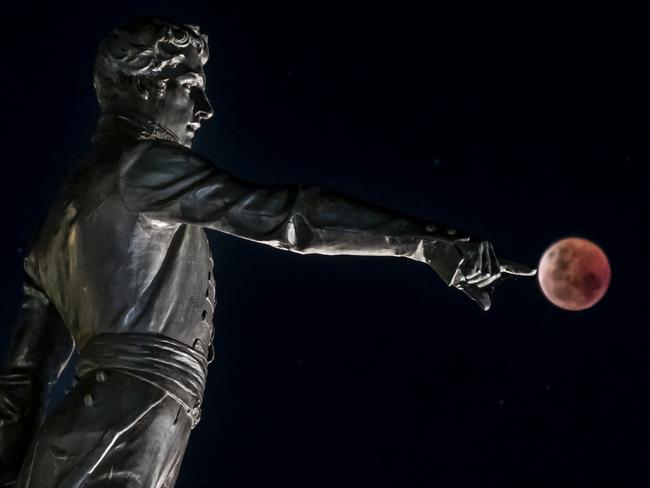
[77, 332, 209, 428]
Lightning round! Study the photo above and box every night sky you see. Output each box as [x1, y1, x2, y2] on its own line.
[1, 5, 647, 487]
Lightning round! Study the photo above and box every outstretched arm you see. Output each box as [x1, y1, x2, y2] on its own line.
[120, 141, 464, 252]
[119, 141, 534, 309]
[0, 261, 74, 485]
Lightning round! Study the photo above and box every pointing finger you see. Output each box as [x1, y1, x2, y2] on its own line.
[499, 258, 537, 276]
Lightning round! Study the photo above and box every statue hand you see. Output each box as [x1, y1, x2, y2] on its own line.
[422, 238, 536, 311]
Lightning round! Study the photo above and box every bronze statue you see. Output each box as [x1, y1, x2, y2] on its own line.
[0, 17, 534, 487]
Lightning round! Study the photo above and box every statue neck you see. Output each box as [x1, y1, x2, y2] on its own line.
[93, 109, 182, 145]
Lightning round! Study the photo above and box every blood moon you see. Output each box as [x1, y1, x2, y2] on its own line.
[538, 237, 611, 311]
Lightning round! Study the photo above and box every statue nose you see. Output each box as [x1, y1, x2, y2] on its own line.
[197, 107, 213, 120]
[195, 92, 214, 121]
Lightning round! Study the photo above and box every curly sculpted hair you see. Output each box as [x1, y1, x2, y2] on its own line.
[93, 17, 209, 110]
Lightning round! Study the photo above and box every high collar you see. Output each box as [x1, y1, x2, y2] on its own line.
[92, 110, 183, 146]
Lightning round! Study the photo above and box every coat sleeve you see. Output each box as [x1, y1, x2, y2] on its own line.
[0, 258, 74, 485]
[119, 140, 469, 259]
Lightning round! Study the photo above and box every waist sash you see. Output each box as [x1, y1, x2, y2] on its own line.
[77, 332, 209, 428]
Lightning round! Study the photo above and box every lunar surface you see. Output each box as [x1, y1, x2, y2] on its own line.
[538, 237, 611, 311]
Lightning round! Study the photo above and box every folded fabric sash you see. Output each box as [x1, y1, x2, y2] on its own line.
[77, 332, 209, 428]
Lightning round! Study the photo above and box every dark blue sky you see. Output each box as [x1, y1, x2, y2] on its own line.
[1, 5, 647, 487]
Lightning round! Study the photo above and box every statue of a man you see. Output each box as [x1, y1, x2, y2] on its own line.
[0, 17, 534, 487]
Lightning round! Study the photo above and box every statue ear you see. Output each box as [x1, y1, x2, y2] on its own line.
[133, 77, 152, 101]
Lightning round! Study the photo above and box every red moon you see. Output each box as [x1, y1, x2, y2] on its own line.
[538, 237, 611, 311]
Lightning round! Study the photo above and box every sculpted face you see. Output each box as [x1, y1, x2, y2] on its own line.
[144, 47, 214, 147]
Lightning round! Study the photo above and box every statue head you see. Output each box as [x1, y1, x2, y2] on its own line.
[94, 17, 213, 147]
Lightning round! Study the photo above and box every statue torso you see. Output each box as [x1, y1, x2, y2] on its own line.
[28, 127, 215, 354]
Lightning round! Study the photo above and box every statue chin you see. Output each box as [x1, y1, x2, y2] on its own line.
[184, 132, 195, 147]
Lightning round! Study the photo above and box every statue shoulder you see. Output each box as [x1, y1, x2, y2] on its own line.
[119, 140, 217, 190]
